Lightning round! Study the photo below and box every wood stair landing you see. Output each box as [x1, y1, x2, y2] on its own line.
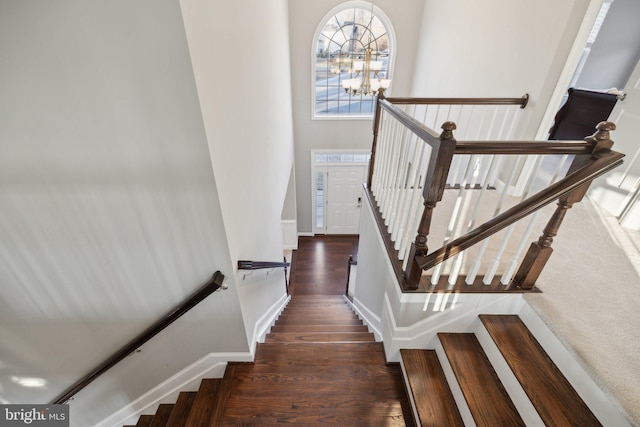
[480, 314, 602, 426]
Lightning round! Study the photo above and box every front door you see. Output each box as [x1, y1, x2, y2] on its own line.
[589, 57, 640, 230]
[326, 165, 366, 234]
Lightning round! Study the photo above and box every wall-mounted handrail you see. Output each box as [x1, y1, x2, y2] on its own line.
[50, 271, 225, 404]
[237, 260, 291, 270]
[238, 259, 291, 294]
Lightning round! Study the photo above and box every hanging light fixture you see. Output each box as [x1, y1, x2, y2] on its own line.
[341, 1, 391, 97]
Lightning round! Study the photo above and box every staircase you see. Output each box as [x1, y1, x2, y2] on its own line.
[125, 298, 606, 426]
[125, 295, 412, 426]
[400, 314, 602, 426]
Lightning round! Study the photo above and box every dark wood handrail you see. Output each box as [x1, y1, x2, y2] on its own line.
[50, 271, 225, 404]
[237, 260, 291, 270]
[417, 150, 624, 270]
[385, 94, 529, 108]
[379, 99, 441, 145]
[454, 140, 594, 155]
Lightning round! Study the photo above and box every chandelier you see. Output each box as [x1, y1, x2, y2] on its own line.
[341, 2, 391, 97]
[342, 45, 391, 97]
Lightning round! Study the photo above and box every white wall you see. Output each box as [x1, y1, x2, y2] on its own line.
[180, 0, 295, 345]
[575, 0, 640, 90]
[0, 0, 246, 418]
[412, 0, 594, 139]
[288, 0, 425, 234]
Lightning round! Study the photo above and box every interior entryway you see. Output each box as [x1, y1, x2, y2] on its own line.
[312, 151, 369, 235]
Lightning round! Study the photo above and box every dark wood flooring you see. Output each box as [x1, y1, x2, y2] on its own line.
[222, 235, 413, 425]
[288, 235, 359, 296]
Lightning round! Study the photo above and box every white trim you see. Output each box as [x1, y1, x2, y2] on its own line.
[311, 0, 397, 120]
[95, 352, 253, 427]
[380, 291, 524, 363]
[298, 232, 314, 237]
[347, 295, 382, 341]
[281, 219, 298, 250]
[252, 293, 291, 348]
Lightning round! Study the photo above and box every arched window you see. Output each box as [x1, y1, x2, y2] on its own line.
[313, 2, 395, 118]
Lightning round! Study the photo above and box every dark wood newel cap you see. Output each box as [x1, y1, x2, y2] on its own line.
[596, 121, 616, 131]
[441, 121, 457, 139]
[442, 121, 457, 131]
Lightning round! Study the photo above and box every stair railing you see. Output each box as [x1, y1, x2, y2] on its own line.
[345, 254, 357, 300]
[367, 93, 624, 291]
[237, 259, 291, 294]
[51, 271, 226, 404]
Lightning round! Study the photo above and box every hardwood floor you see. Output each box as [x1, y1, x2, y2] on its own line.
[288, 235, 359, 296]
[222, 235, 413, 425]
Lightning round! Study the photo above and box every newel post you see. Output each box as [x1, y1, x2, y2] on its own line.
[513, 121, 616, 289]
[404, 121, 457, 290]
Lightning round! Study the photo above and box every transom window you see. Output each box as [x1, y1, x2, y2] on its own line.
[313, 2, 394, 118]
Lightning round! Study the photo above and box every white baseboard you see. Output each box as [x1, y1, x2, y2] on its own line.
[344, 296, 382, 341]
[96, 351, 253, 427]
[297, 232, 314, 237]
[252, 293, 290, 349]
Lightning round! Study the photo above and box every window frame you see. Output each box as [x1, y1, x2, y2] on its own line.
[311, 1, 396, 121]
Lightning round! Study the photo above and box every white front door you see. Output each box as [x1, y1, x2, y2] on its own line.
[326, 165, 366, 234]
[589, 58, 640, 230]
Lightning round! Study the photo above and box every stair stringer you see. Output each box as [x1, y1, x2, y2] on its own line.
[516, 301, 633, 427]
[379, 291, 525, 363]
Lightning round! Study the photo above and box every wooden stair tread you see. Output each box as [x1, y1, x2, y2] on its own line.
[255, 342, 388, 366]
[439, 332, 525, 427]
[166, 391, 197, 427]
[275, 317, 364, 326]
[277, 315, 360, 322]
[480, 314, 602, 426]
[149, 404, 173, 427]
[269, 324, 369, 333]
[208, 363, 240, 426]
[135, 415, 153, 427]
[184, 379, 220, 426]
[265, 331, 375, 343]
[400, 349, 464, 427]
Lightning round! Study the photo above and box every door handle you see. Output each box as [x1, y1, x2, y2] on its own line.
[356, 197, 362, 207]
